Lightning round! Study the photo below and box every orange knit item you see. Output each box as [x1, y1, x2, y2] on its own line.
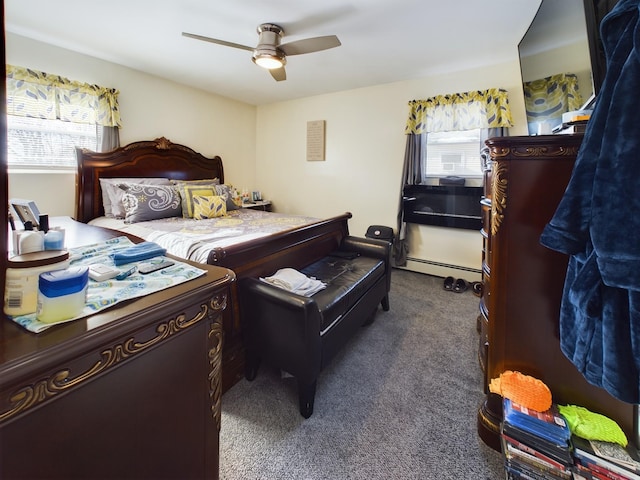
[489, 370, 552, 412]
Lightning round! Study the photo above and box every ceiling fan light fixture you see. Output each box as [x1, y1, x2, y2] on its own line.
[252, 51, 286, 69]
[183, 21, 340, 82]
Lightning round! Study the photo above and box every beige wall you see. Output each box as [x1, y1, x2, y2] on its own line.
[6, 32, 530, 279]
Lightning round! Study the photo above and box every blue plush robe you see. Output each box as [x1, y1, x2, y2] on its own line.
[540, 0, 640, 404]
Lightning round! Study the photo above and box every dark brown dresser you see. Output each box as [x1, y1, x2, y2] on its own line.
[0, 218, 235, 479]
[476, 134, 636, 451]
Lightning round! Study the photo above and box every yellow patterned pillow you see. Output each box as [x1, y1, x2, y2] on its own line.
[192, 195, 227, 219]
[179, 185, 218, 218]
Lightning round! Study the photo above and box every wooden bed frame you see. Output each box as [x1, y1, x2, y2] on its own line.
[75, 137, 352, 391]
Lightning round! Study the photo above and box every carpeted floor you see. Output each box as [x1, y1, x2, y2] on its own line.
[219, 268, 504, 479]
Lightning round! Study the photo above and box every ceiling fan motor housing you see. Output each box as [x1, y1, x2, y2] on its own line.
[256, 23, 284, 44]
[253, 23, 286, 68]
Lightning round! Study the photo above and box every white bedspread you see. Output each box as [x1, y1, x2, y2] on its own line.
[90, 209, 320, 264]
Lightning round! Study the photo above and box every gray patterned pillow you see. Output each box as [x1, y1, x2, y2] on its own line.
[119, 183, 182, 223]
[100, 177, 171, 218]
[213, 184, 239, 211]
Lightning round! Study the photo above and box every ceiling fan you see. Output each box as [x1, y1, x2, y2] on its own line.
[182, 23, 341, 82]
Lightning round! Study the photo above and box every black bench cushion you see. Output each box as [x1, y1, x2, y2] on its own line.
[300, 254, 385, 333]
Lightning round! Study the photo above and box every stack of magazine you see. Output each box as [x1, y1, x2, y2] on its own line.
[501, 398, 573, 479]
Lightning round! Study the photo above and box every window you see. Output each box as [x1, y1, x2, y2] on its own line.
[7, 116, 100, 170]
[6, 64, 121, 170]
[424, 128, 484, 178]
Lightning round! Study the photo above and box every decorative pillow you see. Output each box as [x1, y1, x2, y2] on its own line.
[100, 177, 171, 218]
[213, 184, 239, 211]
[179, 184, 220, 218]
[192, 195, 227, 219]
[172, 180, 219, 217]
[119, 183, 182, 224]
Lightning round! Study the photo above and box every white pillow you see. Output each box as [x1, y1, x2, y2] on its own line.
[100, 178, 171, 218]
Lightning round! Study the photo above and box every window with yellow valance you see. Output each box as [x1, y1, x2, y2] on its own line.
[394, 87, 512, 267]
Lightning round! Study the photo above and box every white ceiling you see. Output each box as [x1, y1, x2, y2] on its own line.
[5, 0, 545, 106]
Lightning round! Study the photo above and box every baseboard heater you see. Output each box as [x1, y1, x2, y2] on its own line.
[402, 184, 482, 230]
[406, 256, 482, 275]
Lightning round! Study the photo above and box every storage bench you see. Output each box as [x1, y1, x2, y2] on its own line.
[240, 235, 391, 418]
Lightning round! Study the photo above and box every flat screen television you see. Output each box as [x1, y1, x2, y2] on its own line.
[517, 0, 619, 134]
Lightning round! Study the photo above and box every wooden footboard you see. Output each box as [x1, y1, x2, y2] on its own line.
[208, 213, 351, 274]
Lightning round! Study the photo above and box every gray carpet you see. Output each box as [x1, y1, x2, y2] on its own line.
[219, 269, 504, 479]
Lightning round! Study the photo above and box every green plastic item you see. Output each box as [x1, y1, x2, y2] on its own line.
[558, 404, 627, 447]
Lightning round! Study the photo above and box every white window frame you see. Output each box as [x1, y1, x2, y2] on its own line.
[423, 128, 484, 181]
[7, 115, 100, 172]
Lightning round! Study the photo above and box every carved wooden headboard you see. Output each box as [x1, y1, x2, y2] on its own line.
[75, 137, 223, 223]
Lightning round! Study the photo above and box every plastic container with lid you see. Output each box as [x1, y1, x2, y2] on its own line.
[36, 266, 89, 324]
[4, 250, 70, 316]
[44, 228, 65, 250]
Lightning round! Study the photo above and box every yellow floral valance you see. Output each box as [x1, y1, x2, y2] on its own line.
[405, 88, 513, 134]
[6, 64, 122, 128]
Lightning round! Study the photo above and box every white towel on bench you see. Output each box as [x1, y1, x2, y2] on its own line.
[261, 268, 326, 297]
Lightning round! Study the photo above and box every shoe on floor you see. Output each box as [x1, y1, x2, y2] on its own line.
[443, 276, 455, 291]
[453, 278, 468, 293]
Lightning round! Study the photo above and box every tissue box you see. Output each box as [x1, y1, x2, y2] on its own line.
[36, 266, 89, 323]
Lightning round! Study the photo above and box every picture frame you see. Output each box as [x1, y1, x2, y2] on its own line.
[252, 191, 262, 202]
[10, 198, 41, 228]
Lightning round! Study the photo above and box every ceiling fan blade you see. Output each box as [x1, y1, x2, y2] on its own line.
[181, 32, 254, 52]
[270, 66, 287, 82]
[280, 35, 341, 56]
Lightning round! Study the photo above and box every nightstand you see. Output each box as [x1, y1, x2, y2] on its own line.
[242, 200, 272, 211]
